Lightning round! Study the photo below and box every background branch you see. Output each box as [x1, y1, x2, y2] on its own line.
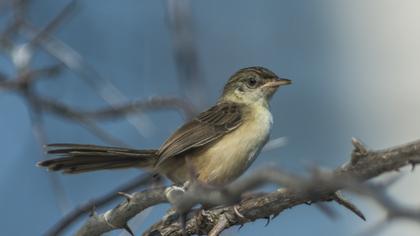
[0, 2, 197, 236]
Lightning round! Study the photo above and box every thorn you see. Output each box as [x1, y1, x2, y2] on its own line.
[118, 191, 133, 202]
[271, 213, 280, 220]
[233, 205, 246, 221]
[333, 192, 366, 221]
[264, 216, 270, 227]
[408, 160, 418, 171]
[123, 223, 134, 236]
[352, 137, 368, 153]
[351, 137, 369, 165]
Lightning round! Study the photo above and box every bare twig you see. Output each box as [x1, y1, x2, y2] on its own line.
[208, 214, 229, 236]
[75, 186, 167, 236]
[70, 97, 196, 120]
[1, 0, 76, 223]
[0, 64, 63, 91]
[19, 20, 166, 137]
[27, 0, 77, 47]
[44, 174, 155, 236]
[166, 0, 207, 107]
[25, 92, 71, 213]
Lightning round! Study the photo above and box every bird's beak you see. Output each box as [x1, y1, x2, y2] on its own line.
[263, 77, 292, 88]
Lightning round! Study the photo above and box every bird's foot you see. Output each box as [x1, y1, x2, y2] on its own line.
[233, 204, 248, 222]
[162, 185, 186, 224]
[164, 185, 186, 206]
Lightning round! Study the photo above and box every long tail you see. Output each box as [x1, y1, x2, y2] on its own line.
[37, 144, 158, 174]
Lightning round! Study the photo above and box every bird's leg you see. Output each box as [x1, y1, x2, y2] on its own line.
[182, 180, 191, 190]
[162, 186, 184, 223]
[164, 185, 186, 203]
[162, 181, 191, 223]
[164, 180, 190, 204]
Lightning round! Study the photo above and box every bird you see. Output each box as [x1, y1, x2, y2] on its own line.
[37, 66, 291, 187]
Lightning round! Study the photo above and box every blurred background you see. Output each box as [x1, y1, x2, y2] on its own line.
[1, 0, 420, 235]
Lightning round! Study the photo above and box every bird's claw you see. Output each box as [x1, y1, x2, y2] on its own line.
[165, 185, 186, 206]
[233, 204, 247, 221]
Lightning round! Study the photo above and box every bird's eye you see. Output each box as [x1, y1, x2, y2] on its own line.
[247, 77, 257, 88]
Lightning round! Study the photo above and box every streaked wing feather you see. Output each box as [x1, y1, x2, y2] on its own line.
[156, 102, 243, 166]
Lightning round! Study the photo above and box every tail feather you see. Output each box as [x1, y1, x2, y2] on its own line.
[37, 144, 158, 174]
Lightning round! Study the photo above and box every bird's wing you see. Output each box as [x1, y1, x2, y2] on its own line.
[155, 102, 243, 166]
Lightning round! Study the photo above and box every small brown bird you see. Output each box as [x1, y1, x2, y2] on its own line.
[38, 66, 291, 187]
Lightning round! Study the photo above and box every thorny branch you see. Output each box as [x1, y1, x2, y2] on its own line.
[44, 174, 156, 236]
[74, 138, 420, 236]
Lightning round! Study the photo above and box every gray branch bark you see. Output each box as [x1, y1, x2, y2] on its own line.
[75, 187, 167, 236]
[75, 138, 420, 236]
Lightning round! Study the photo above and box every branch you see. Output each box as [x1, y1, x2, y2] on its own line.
[44, 174, 155, 236]
[166, 0, 207, 106]
[35, 96, 195, 122]
[75, 186, 167, 236]
[156, 138, 419, 236]
[73, 138, 420, 235]
[72, 97, 196, 120]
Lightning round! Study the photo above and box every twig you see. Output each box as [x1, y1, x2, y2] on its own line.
[75, 186, 167, 236]
[27, 0, 77, 47]
[25, 92, 71, 213]
[26, 95, 194, 121]
[44, 174, 154, 236]
[166, 0, 207, 107]
[20, 20, 161, 137]
[208, 214, 229, 236]
[74, 97, 196, 120]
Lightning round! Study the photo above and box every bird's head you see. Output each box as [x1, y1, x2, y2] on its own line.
[221, 66, 291, 106]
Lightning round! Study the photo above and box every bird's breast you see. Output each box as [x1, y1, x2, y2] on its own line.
[194, 105, 273, 185]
